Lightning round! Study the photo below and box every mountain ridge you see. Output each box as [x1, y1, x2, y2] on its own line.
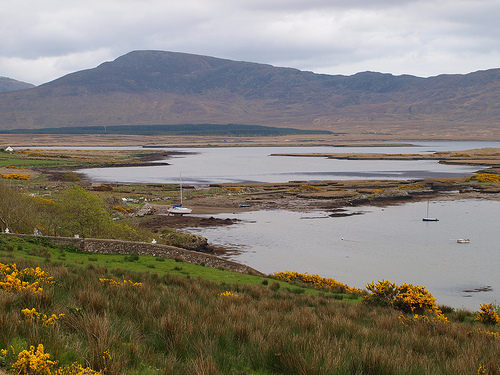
[0, 77, 35, 92]
[0, 50, 498, 138]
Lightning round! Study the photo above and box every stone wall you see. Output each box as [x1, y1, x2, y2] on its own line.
[5, 234, 263, 276]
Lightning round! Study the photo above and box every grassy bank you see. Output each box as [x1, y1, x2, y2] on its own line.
[2, 235, 500, 374]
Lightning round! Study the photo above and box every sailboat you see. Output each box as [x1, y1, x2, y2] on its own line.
[168, 175, 192, 215]
[422, 201, 438, 221]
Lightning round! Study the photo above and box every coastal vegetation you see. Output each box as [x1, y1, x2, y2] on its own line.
[0, 145, 499, 373]
[0, 181, 204, 251]
[2, 235, 500, 374]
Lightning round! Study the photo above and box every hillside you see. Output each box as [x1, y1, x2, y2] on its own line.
[0, 50, 498, 138]
[2, 235, 500, 374]
[0, 77, 35, 92]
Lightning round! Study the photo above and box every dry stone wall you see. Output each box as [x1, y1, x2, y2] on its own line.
[6, 234, 263, 275]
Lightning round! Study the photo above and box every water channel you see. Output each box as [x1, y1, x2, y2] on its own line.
[75, 141, 500, 310]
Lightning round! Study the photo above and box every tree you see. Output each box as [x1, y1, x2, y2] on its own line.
[0, 181, 36, 233]
[57, 185, 115, 238]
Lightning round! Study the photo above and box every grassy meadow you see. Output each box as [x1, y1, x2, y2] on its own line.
[1, 147, 500, 374]
[2, 235, 500, 374]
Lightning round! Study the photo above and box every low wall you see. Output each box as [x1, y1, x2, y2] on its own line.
[5, 234, 263, 276]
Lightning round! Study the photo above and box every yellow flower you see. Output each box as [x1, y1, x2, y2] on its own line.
[475, 303, 500, 324]
[219, 290, 238, 297]
[11, 344, 55, 375]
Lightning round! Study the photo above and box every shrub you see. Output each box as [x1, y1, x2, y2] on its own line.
[0, 173, 31, 180]
[10, 344, 55, 374]
[363, 280, 447, 321]
[287, 184, 321, 193]
[92, 184, 113, 191]
[62, 172, 81, 182]
[475, 303, 500, 324]
[393, 283, 438, 314]
[124, 253, 139, 262]
[223, 186, 243, 193]
[364, 280, 398, 307]
[468, 173, 500, 183]
[274, 270, 363, 295]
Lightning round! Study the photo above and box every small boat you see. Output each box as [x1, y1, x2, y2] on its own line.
[457, 239, 470, 243]
[168, 176, 192, 215]
[422, 201, 438, 221]
[239, 204, 250, 207]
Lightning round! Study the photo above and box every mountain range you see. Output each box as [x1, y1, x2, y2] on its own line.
[0, 50, 499, 138]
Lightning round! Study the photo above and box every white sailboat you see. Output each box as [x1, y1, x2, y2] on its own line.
[168, 175, 192, 215]
[422, 201, 438, 221]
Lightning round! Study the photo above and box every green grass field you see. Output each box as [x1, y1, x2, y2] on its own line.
[2, 234, 500, 374]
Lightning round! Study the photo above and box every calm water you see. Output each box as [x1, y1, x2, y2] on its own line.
[74, 141, 500, 310]
[185, 199, 500, 311]
[77, 141, 499, 184]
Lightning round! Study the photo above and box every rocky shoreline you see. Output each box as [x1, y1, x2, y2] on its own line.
[139, 176, 499, 256]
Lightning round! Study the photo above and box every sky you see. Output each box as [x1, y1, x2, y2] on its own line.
[2, 0, 499, 85]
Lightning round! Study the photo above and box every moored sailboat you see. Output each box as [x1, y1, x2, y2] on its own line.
[168, 175, 192, 215]
[422, 201, 438, 221]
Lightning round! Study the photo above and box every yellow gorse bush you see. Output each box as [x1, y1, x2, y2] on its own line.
[287, 184, 321, 193]
[52, 363, 102, 374]
[6, 165, 27, 169]
[0, 263, 54, 295]
[468, 173, 500, 183]
[398, 314, 431, 325]
[475, 303, 500, 324]
[21, 308, 66, 326]
[365, 279, 398, 306]
[396, 184, 426, 190]
[477, 328, 500, 340]
[4, 345, 102, 374]
[364, 280, 448, 322]
[34, 197, 56, 205]
[273, 270, 363, 294]
[0, 173, 31, 180]
[223, 186, 243, 193]
[219, 290, 238, 297]
[99, 278, 142, 288]
[11, 344, 56, 375]
[478, 364, 489, 375]
[393, 283, 438, 313]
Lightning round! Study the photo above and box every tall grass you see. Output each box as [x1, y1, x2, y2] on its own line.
[2, 240, 500, 373]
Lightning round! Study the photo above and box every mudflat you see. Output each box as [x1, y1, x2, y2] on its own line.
[1, 136, 498, 232]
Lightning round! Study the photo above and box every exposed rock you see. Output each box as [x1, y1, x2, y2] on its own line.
[136, 202, 154, 216]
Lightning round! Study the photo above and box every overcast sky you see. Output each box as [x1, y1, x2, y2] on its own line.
[2, 0, 499, 85]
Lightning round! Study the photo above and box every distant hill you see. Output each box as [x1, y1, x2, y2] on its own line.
[0, 50, 498, 139]
[0, 77, 35, 92]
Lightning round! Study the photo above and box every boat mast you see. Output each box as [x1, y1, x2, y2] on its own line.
[180, 175, 183, 206]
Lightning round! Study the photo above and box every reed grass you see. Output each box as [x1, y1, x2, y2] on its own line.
[2, 236, 500, 374]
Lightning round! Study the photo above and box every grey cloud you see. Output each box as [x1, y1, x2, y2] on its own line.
[1, 0, 499, 84]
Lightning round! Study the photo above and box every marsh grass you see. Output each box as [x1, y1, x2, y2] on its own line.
[2, 236, 500, 373]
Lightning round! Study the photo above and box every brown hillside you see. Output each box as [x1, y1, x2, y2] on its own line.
[0, 50, 498, 139]
[0, 76, 35, 92]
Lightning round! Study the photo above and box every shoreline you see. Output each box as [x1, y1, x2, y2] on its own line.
[141, 185, 499, 256]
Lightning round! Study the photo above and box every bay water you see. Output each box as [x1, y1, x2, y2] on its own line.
[77, 141, 497, 184]
[184, 199, 500, 311]
[74, 141, 500, 310]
